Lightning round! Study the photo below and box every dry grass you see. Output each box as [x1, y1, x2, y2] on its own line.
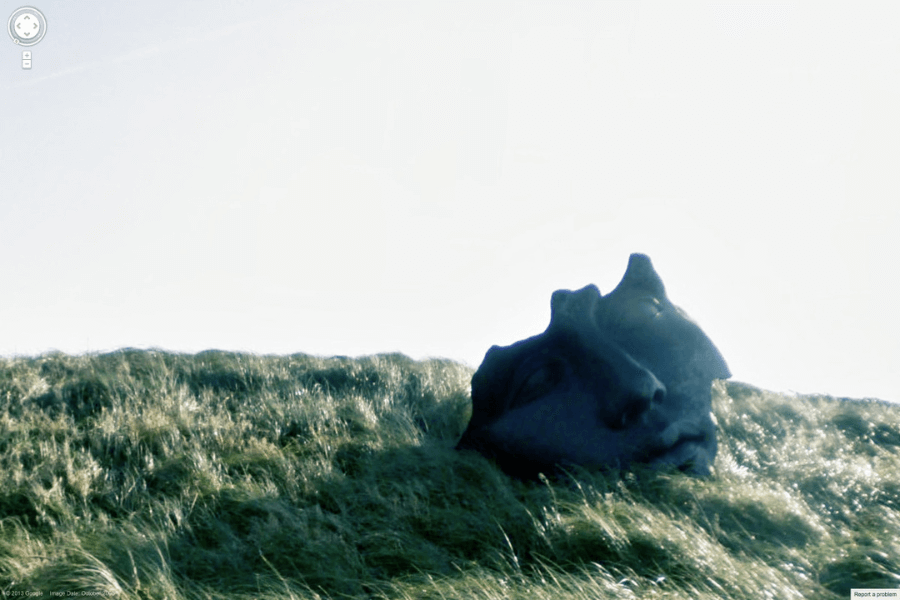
[0, 349, 897, 598]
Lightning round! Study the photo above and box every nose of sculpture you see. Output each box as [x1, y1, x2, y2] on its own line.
[604, 361, 667, 430]
[548, 282, 670, 431]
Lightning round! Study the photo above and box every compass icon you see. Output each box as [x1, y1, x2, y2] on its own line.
[8, 6, 47, 46]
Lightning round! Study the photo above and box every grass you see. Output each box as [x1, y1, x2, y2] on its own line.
[0, 349, 898, 598]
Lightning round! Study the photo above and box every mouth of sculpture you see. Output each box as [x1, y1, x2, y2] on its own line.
[643, 422, 708, 466]
[645, 436, 699, 458]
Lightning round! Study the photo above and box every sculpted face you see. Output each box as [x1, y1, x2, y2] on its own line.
[457, 254, 730, 477]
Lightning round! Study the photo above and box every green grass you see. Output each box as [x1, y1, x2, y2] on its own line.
[0, 349, 898, 598]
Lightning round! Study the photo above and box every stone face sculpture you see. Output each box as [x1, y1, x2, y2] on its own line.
[457, 253, 730, 478]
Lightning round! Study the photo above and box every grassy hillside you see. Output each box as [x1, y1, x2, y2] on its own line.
[0, 350, 898, 598]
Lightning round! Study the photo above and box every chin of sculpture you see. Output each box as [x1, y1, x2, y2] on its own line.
[457, 253, 730, 478]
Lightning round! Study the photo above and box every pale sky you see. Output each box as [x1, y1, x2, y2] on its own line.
[2, 2, 898, 402]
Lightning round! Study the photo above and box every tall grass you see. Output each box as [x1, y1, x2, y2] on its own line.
[0, 349, 897, 598]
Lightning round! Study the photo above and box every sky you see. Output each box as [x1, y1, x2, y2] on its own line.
[1, 1, 898, 402]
